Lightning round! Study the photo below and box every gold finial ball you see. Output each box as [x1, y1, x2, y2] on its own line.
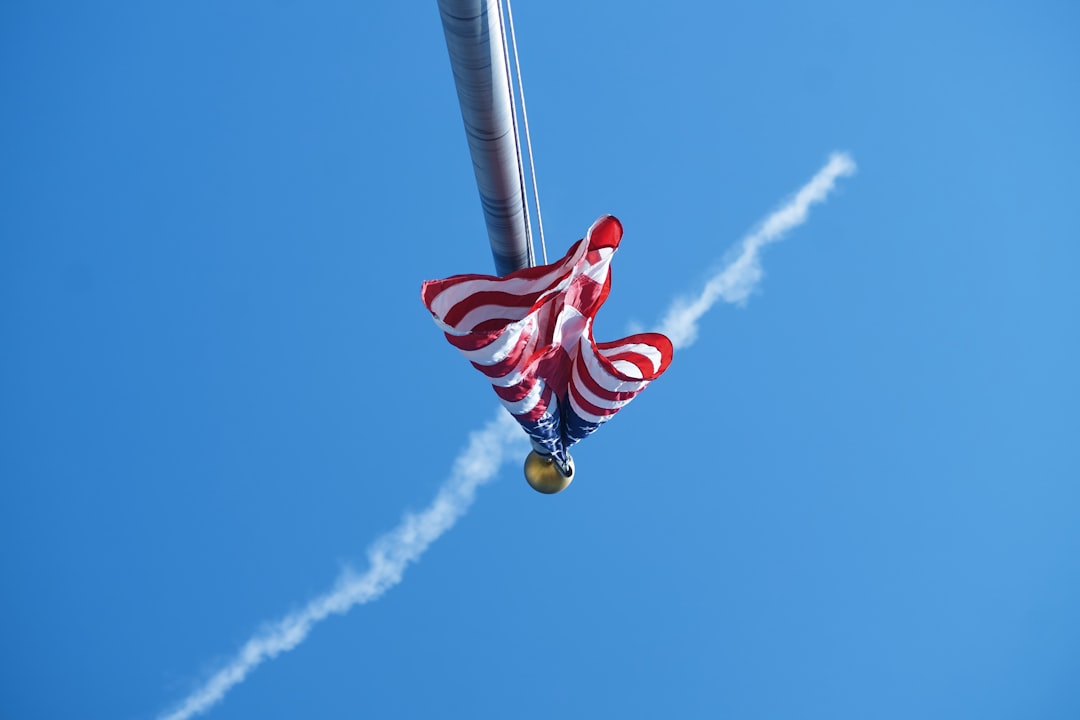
[523, 451, 574, 494]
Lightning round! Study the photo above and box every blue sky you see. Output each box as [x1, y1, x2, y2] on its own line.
[2, 2, 1078, 719]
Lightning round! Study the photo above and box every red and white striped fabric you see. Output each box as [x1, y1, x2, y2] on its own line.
[421, 215, 673, 464]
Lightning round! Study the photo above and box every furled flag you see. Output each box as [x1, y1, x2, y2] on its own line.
[421, 215, 673, 473]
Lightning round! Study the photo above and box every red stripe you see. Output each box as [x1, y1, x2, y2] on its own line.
[445, 330, 501, 352]
[568, 380, 618, 419]
[512, 385, 554, 422]
[562, 273, 608, 321]
[471, 317, 516, 334]
[600, 351, 655, 379]
[421, 256, 576, 305]
[537, 302, 559, 353]
[493, 377, 538, 403]
[442, 289, 543, 329]
[421, 241, 587, 317]
[573, 349, 642, 402]
[587, 216, 622, 251]
[595, 333, 674, 380]
[470, 329, 535, 379]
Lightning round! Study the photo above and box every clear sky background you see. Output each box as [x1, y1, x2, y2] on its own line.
[2, 2, 1078, 719]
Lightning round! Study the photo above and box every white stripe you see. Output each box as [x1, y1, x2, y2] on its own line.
[610, 360, 644, 379]
[567, 390, 610, 425]
[498, 377, 544, 415]
[577, 333, 651, 392]
[457, 317, 535, 366]
[427, 239, 590, 321]
[581, 248, 614, 280]
[549, 306, 586, 351]
[454, 302, 530, 333]
[599, 342, 665, 374]
[569, 359, 637, 413]
[485, 337, 542, 388]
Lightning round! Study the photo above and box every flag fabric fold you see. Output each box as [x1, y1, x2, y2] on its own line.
[422, 216, 673, 466]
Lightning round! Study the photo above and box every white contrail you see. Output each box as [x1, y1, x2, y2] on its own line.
[659, 152, 856, 349]
[158, 411, 528, 720]
[161, 152, 856, 720]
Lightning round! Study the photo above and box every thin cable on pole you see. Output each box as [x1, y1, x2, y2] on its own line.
[494, 0, 535, 267]
[503, 0, 548, 264]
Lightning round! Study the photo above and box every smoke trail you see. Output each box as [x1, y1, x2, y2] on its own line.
[158, 411, 529, 720]
[160, 152, 856, 720]
[660, 152, 856, 349]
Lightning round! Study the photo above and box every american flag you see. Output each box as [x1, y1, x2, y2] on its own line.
[422, 215, 673, 466]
